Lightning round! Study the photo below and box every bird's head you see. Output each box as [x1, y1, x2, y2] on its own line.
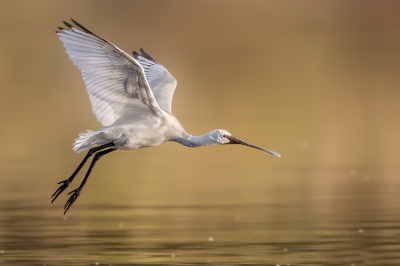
[209, 129, 281, 157]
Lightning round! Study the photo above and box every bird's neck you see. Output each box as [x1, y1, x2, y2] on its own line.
[173, 133, 216, 147]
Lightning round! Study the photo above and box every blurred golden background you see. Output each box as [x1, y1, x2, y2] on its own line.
[1, 0, 399, 167]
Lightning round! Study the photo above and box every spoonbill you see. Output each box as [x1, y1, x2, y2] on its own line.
[52, 19, 281, 214]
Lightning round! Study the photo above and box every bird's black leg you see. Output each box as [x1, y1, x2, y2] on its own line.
[51, 142, 115, 203]
[64, 148, 116, 214]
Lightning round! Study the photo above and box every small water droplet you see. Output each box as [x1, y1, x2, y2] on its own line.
[302, 141, 309, 149]
[94, 263, 99, 265]
[171, 254, 175, 257]
[63, 216, 68, 220]
[119, 223, 123, 228]
[358, 229, 365, 233]
[0, 250, 4, 254]
[208, 237, 214, 241]
[349, 169, 357, 176]
[283, 248, 288, 252]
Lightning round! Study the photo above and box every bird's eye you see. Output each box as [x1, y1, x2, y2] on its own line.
[223, 134, 227, 138]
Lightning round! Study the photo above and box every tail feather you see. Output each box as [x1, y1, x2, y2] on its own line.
[73, 130, 101, 153]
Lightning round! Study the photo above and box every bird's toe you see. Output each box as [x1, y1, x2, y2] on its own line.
[51, 179, 71, 203]
[64, 188, 81, 215]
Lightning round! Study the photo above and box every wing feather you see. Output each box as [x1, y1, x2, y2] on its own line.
[132, 49, 177, 114]
[57, 19, 163, 126]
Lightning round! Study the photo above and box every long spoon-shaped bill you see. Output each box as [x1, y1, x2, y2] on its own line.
[226, 135, 281, 158]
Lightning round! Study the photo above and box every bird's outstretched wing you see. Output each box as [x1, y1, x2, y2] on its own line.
[133, 49, 177, 114]
[56, 19, 163, 126]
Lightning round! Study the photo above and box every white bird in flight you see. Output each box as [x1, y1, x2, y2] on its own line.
[51, 19, 281, 214]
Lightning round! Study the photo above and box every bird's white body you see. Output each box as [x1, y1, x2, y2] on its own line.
[76, 112, 232, 152]
[52, 20, 280, 214]
[111, 113, 185, 150]
[75, 112, 186, 152]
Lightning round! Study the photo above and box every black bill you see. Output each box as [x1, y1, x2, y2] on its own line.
[226, 135, 281, 158]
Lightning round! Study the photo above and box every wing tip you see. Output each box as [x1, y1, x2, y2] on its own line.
[59, 18, 94, 35]
[133, 48, 158, 63]
[132, 51, 140, 59]
[62, 20, 74, 29]
[139, 48, 156, 62]
[70, 18, 93, 34]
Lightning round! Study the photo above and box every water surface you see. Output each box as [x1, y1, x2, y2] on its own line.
[1, 165, 399, 265]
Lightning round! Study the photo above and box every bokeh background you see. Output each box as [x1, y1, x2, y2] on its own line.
[0, 1, 399, 265]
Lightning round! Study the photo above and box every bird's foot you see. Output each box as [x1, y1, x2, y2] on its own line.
[64, 187, 82, 215]
[51, 179, 71, 203]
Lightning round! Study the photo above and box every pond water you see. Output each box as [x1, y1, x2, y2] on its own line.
[1, 163, 399, 266]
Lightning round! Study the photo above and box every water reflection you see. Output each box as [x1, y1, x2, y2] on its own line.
[0, 167, 399, 265]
